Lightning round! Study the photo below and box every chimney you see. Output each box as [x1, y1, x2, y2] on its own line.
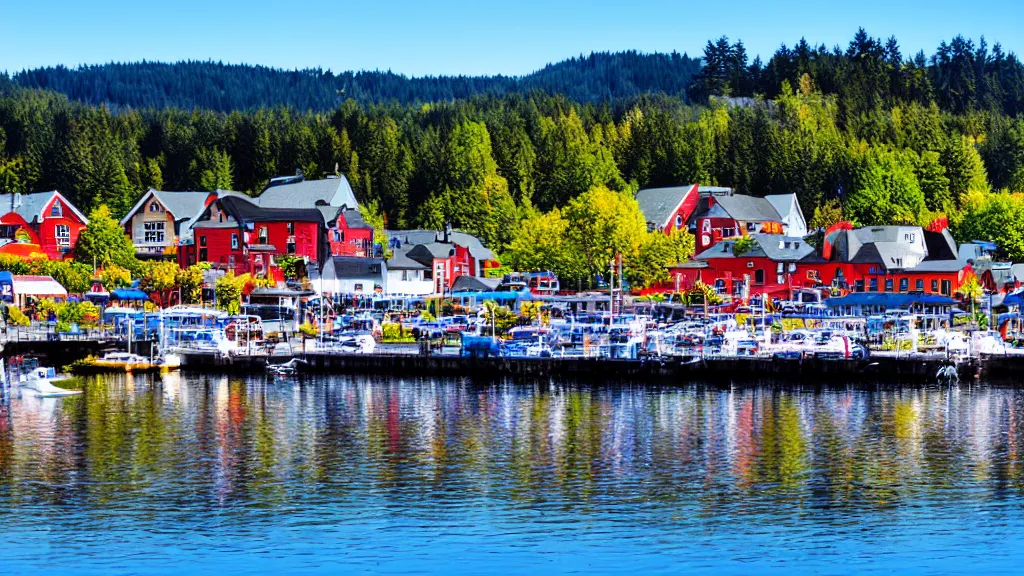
[443, 221, 452, 244]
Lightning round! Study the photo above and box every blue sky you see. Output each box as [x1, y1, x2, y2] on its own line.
[2, 0, 1023, 76]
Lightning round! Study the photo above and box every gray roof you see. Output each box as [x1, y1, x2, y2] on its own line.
[387, 248, 428, 270]
[342, 209, 372, 230]
[634, 185, 695, 228]
[0, 191, 87, 224]
[1012, 264, 1024, 283]
[317, 205, 343, 226]
[695, 234, 812, 261]
[906, 260, 970, 273]
[708, 195, 781, 222]
[330, 256, 385, 281]
[451, 276, 501, 292]
[764, 194, 798, 220]
[152, 191, 212, 222]
[407, 243, 456, 266]
[385, 229, 495, 261]
[256, 175, 357, 209]
[827, 226, 929, 270]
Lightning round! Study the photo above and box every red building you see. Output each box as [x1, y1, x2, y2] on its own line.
[692, 194, 787, 253]
[667, 224, 973, 302]
[181, 195, 325, 275]
[0, 191, 88, 259]
[322, 207, 375, 257]
[387, 226, 499, 294]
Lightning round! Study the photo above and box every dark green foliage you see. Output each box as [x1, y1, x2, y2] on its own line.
[2, 31, 1024, 263]
[12, 52, 703, 111]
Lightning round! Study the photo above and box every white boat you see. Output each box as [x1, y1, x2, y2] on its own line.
[17, 366, 82, 397]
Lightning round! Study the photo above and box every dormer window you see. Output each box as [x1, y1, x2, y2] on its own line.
[675, 215, 684, 228]
[50, 202, 62, 218]
[149, 201, 162, 213]
[905, 233, 916, 242]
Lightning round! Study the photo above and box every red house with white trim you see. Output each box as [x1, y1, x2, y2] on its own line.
[0, 191, 88, 259]
[180, 195, 325, 275]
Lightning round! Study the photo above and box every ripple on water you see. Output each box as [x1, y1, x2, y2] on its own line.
[2, 375, 1024, 574]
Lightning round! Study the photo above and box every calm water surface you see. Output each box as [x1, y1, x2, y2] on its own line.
[2, 373, 1024, 574]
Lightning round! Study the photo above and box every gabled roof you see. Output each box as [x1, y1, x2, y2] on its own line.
[452, 276, 501, 292]
[119, 189, 214, 226]
[827, 226, 929, 270]
[763, 194, 806, 233]
[199, 195, 325, 226]
[407, 243, 456, 266]
[634, 185, 696, 228]
[329, 256, 385, 281]
[257, 175, 357, 210]
[0, 191, 88, 225]
[708, 195, 781, 222]
[695, 234, 812, 261]
[386, 229, 495, 261]
[342, 209, 372, 230]
[387, 248, 428, 270]
[922, 229, 958, 261]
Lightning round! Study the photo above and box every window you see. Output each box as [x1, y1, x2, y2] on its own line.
[941, 280, 951, 296]
[885, 278, 894, 292]
[287, 222, 295, 234]
[754, 269, 765, 284]
[354, 283, 363, 292]
[228, 255, 235, 268]
[231, 234, 239, 249]
[50, 202, 62, 218]
[777, 262, 784, 273]
[675, 215, 684, 228]
[746, 222, 756, 232]
[855, 280, 865, 292]
[55, 224, 70, 246]
[899, 278, 909, 292]
[199, 248, 208, 261]
[916, 279, 924, 291]
[199, 236, 207, 247]
[258, 226, 268, 243]
[788, 263, 796, 273]
[287, 241, 296, 254]
[870, 278, 878, 291]
[777, 275, 785, 285]
[149, 201, 162, 212]
[333, 230, 341, 242]
[905, 233, 916, 242]
[931, 280, 938, 293]
[143, 221, 165, 243]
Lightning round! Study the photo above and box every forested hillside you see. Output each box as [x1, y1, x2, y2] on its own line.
[8, 51, 703, 111]
[2, 30, 1024, 284]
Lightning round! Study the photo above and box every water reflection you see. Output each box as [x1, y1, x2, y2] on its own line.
[3, 375, 1024, 573]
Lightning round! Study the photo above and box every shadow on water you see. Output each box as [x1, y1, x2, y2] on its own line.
[2, 371, 1024, 574]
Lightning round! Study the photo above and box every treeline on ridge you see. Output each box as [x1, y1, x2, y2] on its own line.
[1, 29, 1024, 284]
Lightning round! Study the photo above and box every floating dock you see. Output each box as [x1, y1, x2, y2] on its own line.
[178, 350, 985, 385]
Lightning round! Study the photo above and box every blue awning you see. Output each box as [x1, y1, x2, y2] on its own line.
[1004, 289, 1024, 307]
[825, 293, 958, 308]
[111, 288, 149, 301]
[450, 288, 532, 302]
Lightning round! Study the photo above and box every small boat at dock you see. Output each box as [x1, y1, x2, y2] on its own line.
[70, 352, 181, 374]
